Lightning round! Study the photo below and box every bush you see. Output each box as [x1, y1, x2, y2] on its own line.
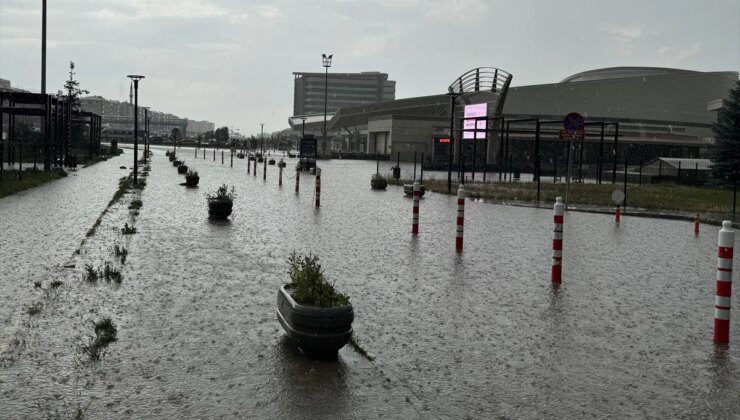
[121, 223, 137, 235]
[287, 253, 349, 308]
[206, 184, 236, 203]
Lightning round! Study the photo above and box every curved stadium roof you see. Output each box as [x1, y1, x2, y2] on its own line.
[560, 67, 704, 83]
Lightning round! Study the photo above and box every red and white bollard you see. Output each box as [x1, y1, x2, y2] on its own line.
[315, 168, 321, 207]
[714, 220, 734, 343]
[295, 166, 300, 193]
[263, 157, 267, 181]
[456, 185, 465, 251]
[221, 150, 224, 164]
[203, 149, 205, 159]
[615, 205, 621, 224]
[411, 181, 420, 235]
[694, 213, 700, 235]
[213, 149, 216, 161]
[279, 165, 283, 187]
[552, 196, 564, 284]
[247, 157, 251, 172]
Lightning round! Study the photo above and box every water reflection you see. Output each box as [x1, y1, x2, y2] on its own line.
[273, 335, 351, 418]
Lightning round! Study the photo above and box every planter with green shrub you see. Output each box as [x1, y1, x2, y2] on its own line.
[207, 184, 235, 219]
[277, 253, 353, 356]
[371, 173, 388, 190]
[185, 170, 199, 187]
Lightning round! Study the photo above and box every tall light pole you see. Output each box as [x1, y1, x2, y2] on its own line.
[143, 107, 150, 162]
[127, 75, 145, 184]
[300, 116, 307, 138]
[41, 0, 47, 94]
[322, 53, 333, 156]
[260, 123, 264, 155]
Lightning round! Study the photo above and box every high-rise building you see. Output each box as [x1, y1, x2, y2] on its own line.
[293, 71, 395, 116]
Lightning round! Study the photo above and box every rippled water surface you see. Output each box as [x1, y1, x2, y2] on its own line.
[1, 146, 738, 418]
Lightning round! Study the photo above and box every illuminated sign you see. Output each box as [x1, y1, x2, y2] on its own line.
[463, 103, 487, 140]
[438, 138, 450, 144]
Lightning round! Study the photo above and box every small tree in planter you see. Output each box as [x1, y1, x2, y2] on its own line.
[277, 253, 353, 356]
[178, 162, 189, 174]
[206, 184, 236, 219]
[185, 169, 199, 187]
[168, 153, 176, 162]
[371, 173, 387, 190]
[173, 159, 182, 167]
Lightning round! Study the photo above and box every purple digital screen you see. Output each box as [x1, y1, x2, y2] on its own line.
[463, 103, 487, 139]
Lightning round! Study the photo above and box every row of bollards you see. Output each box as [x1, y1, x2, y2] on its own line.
[409, 189, 733, 343]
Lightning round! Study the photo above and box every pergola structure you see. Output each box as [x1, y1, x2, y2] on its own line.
[446, 67, 513, 191]
[0, 91, 102, 180]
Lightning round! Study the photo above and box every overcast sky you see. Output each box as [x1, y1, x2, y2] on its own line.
[1, 0, 738, 135]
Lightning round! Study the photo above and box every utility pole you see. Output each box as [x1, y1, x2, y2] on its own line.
[322, 53, 333, 156]
[260, 123, 264, 155]
[127, 75, 145, 184]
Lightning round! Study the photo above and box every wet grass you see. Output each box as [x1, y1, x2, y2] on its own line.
[120, 223, 137, 235]
[82, 264, 99, 283]
[0, 170, 66, 199]
[111, 245, 128, 264]
[82, 318, 117, 361]
[414, 179, 739, 215]
[82, 263, 123, 284]
[102, 262, 123, 284]
[25, 302, 43, 316]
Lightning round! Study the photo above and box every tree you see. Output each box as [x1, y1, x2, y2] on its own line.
[709, 80, 740, 183]
[214, 127, 230, 145]
[64, 61, 89, 111]
[171, 128, 183, 144]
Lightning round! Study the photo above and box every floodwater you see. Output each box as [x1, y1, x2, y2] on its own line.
[1, 146, 738, 418]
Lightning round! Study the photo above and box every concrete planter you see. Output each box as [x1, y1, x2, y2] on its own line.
[371, 176, 387, 190]
[268, 159, 276, 165]
[178, 165, 188, 174]
[237, 153, 245, 159]
[403, 184, 426, 197]
[276, 284, 353, 355]
[185, 174, 199, 187]
[208, 199, 232, 219]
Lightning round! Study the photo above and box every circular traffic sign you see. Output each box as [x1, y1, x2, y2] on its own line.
[612, 189, 625, 205]
[564, 112, 584, 132]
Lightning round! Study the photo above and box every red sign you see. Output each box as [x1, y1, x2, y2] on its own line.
[438, 138, 450, 144]
[559, 129, 585, 141]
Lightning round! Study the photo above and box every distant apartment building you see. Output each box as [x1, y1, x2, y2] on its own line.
[293, 71, 395, 116]
[80, 95, 212, 140]
[186, 120, 215, 137]
[0, 77, 28, 93]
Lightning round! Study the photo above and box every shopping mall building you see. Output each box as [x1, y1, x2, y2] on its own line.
[314, 67, 737, 166]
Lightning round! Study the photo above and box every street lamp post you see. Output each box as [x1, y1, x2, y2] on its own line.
[127, 75, 145, 184]
[260, 123, 264, 155]
[322, 53, 333, 156]
[300, 116, 307, 138]
[143, 107, 150, 162]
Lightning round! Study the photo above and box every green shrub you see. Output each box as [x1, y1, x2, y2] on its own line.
[287, 253, 349, 308]
[206, 184, 236, 203]
[121, 223, 137, 234]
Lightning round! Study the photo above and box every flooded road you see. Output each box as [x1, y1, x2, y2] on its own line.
[1, 146, 738, 418]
